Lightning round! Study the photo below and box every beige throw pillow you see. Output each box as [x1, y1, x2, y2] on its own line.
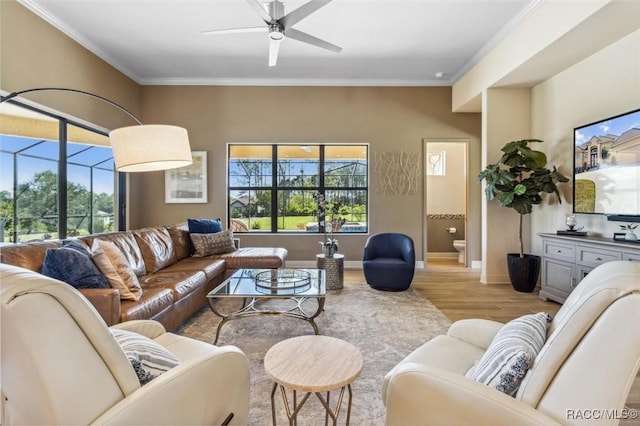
[91, 239, 143, 301]
[190, 229, 237, 257]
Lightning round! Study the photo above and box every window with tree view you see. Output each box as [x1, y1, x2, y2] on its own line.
[0, 103, 121, 243]
[228, 144, 368, 233]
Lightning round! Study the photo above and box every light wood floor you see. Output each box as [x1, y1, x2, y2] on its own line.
[346, 258, 562, 322]
[345, 259, 639, 420]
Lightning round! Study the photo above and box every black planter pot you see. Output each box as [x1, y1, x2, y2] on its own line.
[506, 253, 541, 293]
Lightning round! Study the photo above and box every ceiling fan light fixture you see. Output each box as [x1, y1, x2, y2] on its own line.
[269, 24, 285, 41]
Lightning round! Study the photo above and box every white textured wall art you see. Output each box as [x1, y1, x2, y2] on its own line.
[374, 151, 420, 196]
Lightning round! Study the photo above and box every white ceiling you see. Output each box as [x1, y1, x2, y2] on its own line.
[20, 0, 539, 86]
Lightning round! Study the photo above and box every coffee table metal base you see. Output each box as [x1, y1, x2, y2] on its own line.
[208, 296, 325, 344]
[270, 382, 353, 426]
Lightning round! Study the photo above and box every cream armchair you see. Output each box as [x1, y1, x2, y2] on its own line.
[0, 264, 250, 425]
[383, 260, 640, 425]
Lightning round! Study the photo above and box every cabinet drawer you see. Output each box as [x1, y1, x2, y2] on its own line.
[624, 251, 640, 262]
[544, 241, 575, 262]
[577, 246, 621, 267]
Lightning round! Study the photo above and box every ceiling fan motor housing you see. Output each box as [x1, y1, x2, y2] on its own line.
[266, 0, 285, 20]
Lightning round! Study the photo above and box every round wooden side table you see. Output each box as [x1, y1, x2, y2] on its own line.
[316, 253, 344, 290]
[264, 335, 363, 425]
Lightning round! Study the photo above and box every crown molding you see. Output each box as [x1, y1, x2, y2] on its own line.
[137, 77, 453, 87]
[18, 0, 142, 83]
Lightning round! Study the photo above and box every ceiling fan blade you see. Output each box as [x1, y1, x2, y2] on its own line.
[201, 27, 267, 36]
[280, 0, 332, 29]
[285, 28, 342, 53]
[246, 0, 274, 24]
[268, 38, 282, 67]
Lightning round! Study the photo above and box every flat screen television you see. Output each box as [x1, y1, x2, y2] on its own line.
[573, 108, 640, 223]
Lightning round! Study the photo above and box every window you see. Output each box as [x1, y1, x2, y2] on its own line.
[228, 144, 368, 233]
[0, 102, 123, 243]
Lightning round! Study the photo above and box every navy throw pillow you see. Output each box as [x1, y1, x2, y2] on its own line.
[188, 218, 222, 234]
[42, 247, 110, 289]
[62, 239, 91, 255]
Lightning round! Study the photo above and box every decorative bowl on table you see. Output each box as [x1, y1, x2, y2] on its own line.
[255, 269, 311, 291]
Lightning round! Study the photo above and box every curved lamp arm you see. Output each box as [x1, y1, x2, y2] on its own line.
[0, 87, 192, 172]
[1, 87, 143, 125]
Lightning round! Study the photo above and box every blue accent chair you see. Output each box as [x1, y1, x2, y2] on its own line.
[363, 233, 415, 291]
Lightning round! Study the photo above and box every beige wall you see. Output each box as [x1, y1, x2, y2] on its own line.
[530, 29, 640, 254]
[0, 0, 141, 131]
[131, 86, 481, 262]
[481, 88, 532, 284]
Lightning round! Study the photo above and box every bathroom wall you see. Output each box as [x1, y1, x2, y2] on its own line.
[425, 142, 466, 255]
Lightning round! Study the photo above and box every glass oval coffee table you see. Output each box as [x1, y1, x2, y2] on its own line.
[207, 268, 326, 344]
[264, 335, 363, 425]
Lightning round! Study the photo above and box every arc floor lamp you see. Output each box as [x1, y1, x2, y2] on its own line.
[0, 87, 192, 172]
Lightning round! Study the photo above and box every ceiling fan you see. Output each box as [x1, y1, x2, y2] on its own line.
[202, 0, 342, 67]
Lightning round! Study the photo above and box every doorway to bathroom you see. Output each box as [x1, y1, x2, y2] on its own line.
[423, 139, 469, 268]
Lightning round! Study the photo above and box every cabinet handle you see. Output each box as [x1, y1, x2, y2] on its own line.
[556, 250, 562, 253]
[595, 257, 602, 261]
[570, 277, 576, 288]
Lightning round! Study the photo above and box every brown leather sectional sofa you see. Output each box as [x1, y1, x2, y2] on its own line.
[0, 222, 287, 331]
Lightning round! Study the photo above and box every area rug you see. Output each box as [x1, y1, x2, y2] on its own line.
[176, 280, 451, 425]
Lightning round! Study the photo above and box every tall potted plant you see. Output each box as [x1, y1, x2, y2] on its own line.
[478, 139, 569, 292]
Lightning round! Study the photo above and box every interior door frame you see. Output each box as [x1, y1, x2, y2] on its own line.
[423, 138, 470, 267]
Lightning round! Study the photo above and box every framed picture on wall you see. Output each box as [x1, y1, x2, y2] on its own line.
[165, 151, 207, 203]
[426, 151, 446, 176]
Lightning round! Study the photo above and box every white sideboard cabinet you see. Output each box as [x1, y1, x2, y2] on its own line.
[539, 233, 640, 303]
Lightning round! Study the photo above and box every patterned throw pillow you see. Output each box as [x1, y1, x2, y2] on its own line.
[42, 246, 110, 289]
[110, 328, 181, 385]
[91, 239, 143, 301]
[190, 229, 237, 257]
[466, 312, 552, 396]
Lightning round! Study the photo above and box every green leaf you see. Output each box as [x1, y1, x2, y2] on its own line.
[514, 184, 526, 195]
[497, 192, 515, 207]
[511, 196, 533, 215]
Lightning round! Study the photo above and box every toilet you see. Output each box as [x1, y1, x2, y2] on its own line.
[453, 240, 465, 264]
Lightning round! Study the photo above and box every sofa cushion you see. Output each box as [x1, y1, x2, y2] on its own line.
[188, 218, 222, 234]
[110, 328, 180, 385]
[165, 258, 227, 283]
[120, 287, 174, 323]
[133, 227, 176, 274]
[0, 241, 61, 272]
[190, 230, 237, 257]
[466, 312, 552, 396]
[91, 239, 143, 301]
[166, 223, 191, 261]
[41, 246, 110, 289]
[138, 270, 207, 302]
[81, 232, 146, 277]
[381, 334, 486, 402]
[211, 247, 287, 269]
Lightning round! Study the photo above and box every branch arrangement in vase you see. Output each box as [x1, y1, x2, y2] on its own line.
[314, 192, 345, 256]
